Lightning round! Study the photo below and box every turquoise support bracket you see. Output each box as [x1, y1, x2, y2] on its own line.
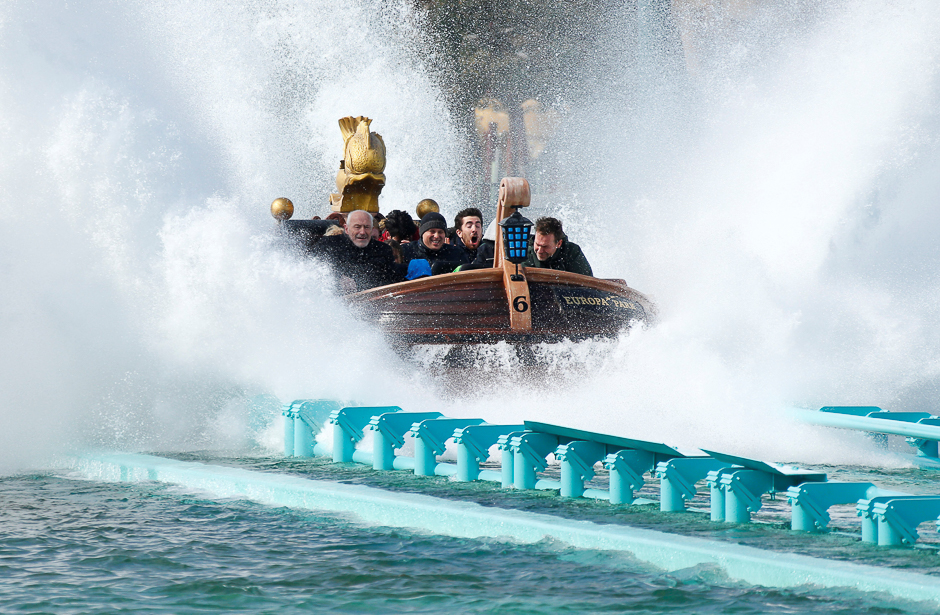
[656, 457, 728, 512]
[410, 417, 485, 476]
[284, 400, 342, 457]
[857, 495, 889, 543]
[367, 412, 443, 471]
[874, 497, 940, 546]
[850, 489, 911, 542]
[720, 469, 775, 523]
[907, 418, 940, 458]
[497, 432, 527, 488]
[605, 444, 699, 506]
[511, 432, 560, 489]
[706, 467, 739, 521]
[453, 424, 525, 482]
[605, 450, 653, 505]
[524, 421, 691, 501]
[907, 437, 939, 458]
[282, 402, 295, 457]
[555, 440, 607, 498]
[863, 413, 940, 458]
[856, 495, 940, 546]
[703, 450, 827, 523]
[786, 481, 877, 531]
[328, 406, 401, 463]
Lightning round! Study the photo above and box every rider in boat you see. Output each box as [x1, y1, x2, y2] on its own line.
[452, 207, 484, 261]
[400, 212, 470, 275]
[523, 217, 593, 276]
[310, 210, 404, 292]
[381, 209, 419, 243]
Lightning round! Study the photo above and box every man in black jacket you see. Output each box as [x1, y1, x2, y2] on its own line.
[452, 207, 484, 261]
[310, 210, 404, 292]
[523, 217, 593, 276]
[401, 212, 470, 274]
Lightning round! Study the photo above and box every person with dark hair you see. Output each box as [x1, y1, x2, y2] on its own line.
[458, 217, 499, 271]
[523, 216, 593, 276]
[401, 212, 470, 274]
[387, 239, 403, 264]
[371, 212, 385, 242]
[453, 207, 484, 261]
[310, 210, 404, 292]
[382, 209, 419, 243]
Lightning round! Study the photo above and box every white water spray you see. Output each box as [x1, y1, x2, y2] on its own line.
[492, 0, 940, 463]
[0, 0, 460, 472]
[2, 0, 939, 472]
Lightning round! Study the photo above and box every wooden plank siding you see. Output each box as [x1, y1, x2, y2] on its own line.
[347, 267, 654, 344]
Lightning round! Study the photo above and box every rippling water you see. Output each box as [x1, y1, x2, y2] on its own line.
[1, 466, 937, 614]
[4, 0, 940, 611]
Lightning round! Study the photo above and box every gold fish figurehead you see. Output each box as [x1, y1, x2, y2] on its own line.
[331, 116, 386, 213]
[341, 116, 386, 175]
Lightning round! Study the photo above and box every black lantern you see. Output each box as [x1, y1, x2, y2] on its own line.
[499, 210, 533, 280]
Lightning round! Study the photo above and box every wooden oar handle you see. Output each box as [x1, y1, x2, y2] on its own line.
[498, 177, 530, 209]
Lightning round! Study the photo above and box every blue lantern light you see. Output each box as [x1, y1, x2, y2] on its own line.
[499, 211, 533, 265]
[499, 210, 533, 281]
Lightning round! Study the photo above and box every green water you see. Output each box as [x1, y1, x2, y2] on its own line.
[3, 456, 938, 614]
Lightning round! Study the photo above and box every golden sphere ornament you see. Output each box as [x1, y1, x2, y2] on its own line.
[271, 197, 294, 220]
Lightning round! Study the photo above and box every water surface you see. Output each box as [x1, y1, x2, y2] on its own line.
[2, 467, 937, 614]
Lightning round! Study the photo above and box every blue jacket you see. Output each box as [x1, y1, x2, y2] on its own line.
[401, 239, 470, 274]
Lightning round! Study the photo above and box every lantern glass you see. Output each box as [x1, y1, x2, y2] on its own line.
[499, 211, 533, 265]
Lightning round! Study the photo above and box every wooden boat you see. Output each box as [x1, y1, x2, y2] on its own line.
[272, 117, 654, 346]
[346, 177, 655, 345]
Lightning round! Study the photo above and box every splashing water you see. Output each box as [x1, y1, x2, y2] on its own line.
[2, 0, 939, 473]
[473, 0, 940, 464]
[0, 0, 461, 472]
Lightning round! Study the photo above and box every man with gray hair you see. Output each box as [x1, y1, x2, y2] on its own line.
[310, 209, 404, 292]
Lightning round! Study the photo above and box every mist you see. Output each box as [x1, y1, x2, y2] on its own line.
[482, 0, 940, 462]
[2, 0, 939, 472]
[0, 0, 458, 472]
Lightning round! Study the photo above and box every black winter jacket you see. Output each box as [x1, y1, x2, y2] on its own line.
[523, 236, 593, 276]
[310, 234, 404, 291]
[400, 240, 470, 274]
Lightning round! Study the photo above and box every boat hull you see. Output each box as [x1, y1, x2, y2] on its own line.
[348, 267, 654, 345]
